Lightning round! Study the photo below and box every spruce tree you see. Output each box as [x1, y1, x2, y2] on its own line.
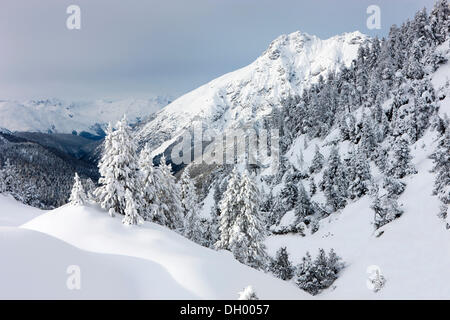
[180, 166, 203, 243]
[296, 249, 344, 295]
[270, 247, 295, 280]
[295, 182, 315, 220]
[320, 147, 348, 211]
[229, 170, 267, 270]
[371, 194, 404, 229]
[279, 179, 298, 213]
[309, 145, 324, 174]
[295, 252, 317, 294]
[383, 175, 406, 198]
[430, 129, 450, 219]
[238, 286, 259, 300]
[123, 189, 144, 226]
[347, 148, 372, 200]
[215, 167, 242, 250]
[69, 173, 87, 206]
[387, 137, 417, 179]
[157, 155, 184, 230]
[139, 144, 161, 222]
[94, 116, 144, 222]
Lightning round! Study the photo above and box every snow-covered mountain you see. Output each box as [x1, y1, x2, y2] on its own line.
[0, 96, 171, 137]
[136, 31, 368, 154]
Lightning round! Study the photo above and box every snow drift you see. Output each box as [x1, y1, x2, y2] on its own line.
[14, 203, 306, 299]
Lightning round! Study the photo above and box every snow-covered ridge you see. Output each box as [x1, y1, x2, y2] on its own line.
[0, 96, 172, 136]
[137, 31, 368, 153]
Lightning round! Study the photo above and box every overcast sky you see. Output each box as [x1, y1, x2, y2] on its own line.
[0, 0, 436, 101]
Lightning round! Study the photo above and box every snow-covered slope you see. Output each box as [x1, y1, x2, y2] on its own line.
[0, 194, 42, 227]
[267, 130, 450, 299]
[0, 96, 171, 136]
[15, 203, 306, 299]
[137, 31, 367, 154]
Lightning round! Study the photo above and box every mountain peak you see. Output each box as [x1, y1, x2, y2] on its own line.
[137, 30, 369, 153]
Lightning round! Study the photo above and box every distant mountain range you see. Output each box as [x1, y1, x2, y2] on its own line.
[0, 96, 172, 138]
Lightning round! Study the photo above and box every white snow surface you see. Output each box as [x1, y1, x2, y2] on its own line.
[0, 194, 43, 227]
[0, 96, 171, 135]
[0, 202, 305, 299]
[137, 31, 368, 154]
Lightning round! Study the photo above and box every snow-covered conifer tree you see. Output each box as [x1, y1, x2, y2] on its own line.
[216, 169, 267, 269]
[295, 252, 316, 294]
[83, 178, 96, 202]
[430, 128, 450, 220]
[360, 113, 378, 158]
[367, 267, 386, 293]
[215, 167, 242, 250]
[238, 286, 259, 300]
[157, 155, 183, 230]
[295, 182, 314, 220]
[94, 116, 144, 222]
[320, 147, 348, 211]
[309, 145, 324, 174]
[229, 170, 267, 269]
[383, 175, 406, 198]
[180, 166, 204, 243]
[269, 247, 295, 280]
[123, 189, 144, 226]
[296, 249, 344, 295]
[279, 179, 298, 213]
[387, 137, 417, 179]
[139, 144, 162, 222]
[371, 194, 404, 229]
[2, 159, 15, 193]
[347, 148, 372, 199]
[69, 173, 87, 206]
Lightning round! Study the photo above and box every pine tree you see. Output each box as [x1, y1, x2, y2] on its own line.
[387, 137, 417, 179]
[430, 0, 450, 44]
[279, 179, 298, 213]
[270, 247, 295, 280]
[229, 170, 267, 270]
[94, 116, 144, 222]
[2, 159, 15, 193]
[309, 145, 324, 174]
[295, 182, 315, 220]
[180, 166, 204, 243]
[215, 168, 242, 250]
[83, 178, 96, 202]
[238, 286, 259, 300]
[347, 148, 372, 200]
[69, 173, 87, 206]
[295, 252, 317, 294]
[360, 113, 378, 158]
[430, 129, 450, 219]
[383, 175, 406, 198]
[156, 155, 184, 230]
[295, 249, 344, 295]
[123, 189, 144, 226]
[371, 194, 404, 229]
[368, 267, 386, 292]
[139, 144, 161, 222]
[320, 147, 348, 211]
